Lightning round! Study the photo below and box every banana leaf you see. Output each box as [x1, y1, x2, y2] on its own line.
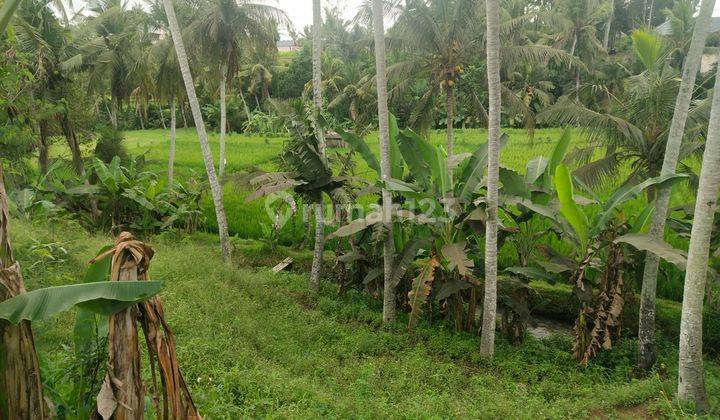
[0, 281, 162, 324]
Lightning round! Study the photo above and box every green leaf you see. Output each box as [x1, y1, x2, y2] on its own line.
[505, 266, 556, 282]
[555, 165, 588, 250]
[74, 246, 113, 359]
[389, 113, 404, 180]
[0, 281, 162, 324]
[615, 233, 687, 269]
[595, 173, 687, 232]
[328, 212, 383, 238]
[338, 129, 381, 175]
[631, 29, 664, 72]
[525, 156, 548, 185]
[457, 134, 508, 201]
[391, 237, 430, 287]
[397, 129, 434, 189]
[543, 128, 571, 189]
[500, 167, 530, 199]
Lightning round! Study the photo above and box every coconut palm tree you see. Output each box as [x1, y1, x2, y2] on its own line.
[636, 0, 716, 370]
[188, 0, 286, 178]
[370, 0, 396, 322]
[389, 0, 579, 154]
[389, 0, 481, 156]
[549, 0, 611, 100]
[15, 0, 86, 176]
[677, 62, 720, 414]
[161, 0, 231, 262]
[539, 30, 710, 191]
[480, 0, 502, 358]
[309, 0, 326, 296]
[64, 0, 154, 129]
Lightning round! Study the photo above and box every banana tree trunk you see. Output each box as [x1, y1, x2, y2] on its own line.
[162, 0, 232, 262]
[0, 167, 47, 420]
[480, 0, 502, 358]
[637, 0, 716, 371]
[372, 0, 396, 323]
[445, 84, 455, 157]
[309, 0, 326, 295]
[105, 251, 144, 419]
[219, 63, 228, 178]
[677, 63, 720, 413]
[169, 99, 177, 190]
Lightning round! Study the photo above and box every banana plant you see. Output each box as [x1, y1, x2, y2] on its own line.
[524, 163, 686, 364]
[332, 122, 508, 331]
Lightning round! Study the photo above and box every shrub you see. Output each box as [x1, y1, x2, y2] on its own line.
[94, 127, 128, 163]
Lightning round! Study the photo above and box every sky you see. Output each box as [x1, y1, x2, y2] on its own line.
[276, 0, 366, 35]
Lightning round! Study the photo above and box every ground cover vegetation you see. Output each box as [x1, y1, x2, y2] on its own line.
[2, 0, 720, 417]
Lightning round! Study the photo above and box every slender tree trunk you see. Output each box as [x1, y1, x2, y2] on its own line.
[60, 114, 84, 176]
[159, 103, 167, 129]
[168, 99, 177, 190]
[110, 96, 119, 129]
[637, 0, 716, 370]
[0, 167, 47, 420]
[603, 3, 613, 50]
[309, 0, 326, 296]
[372, 0, 396, 323]
[481, 0, 502, 358]
[219, 63, 228, 178]
[239, 90, 251, 122]
[137, 103, 145, 130]
[162, 0, 231, 262]
[445, 84, 455, 157]
[181, 101, 188, 128]
[677, 63, 720, 413]
[38, 119, 50, 175]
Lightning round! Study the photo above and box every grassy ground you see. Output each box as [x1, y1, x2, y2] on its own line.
[12, 217, 720, 418]
[20, 127, 720, 417]
[121, 127, 694, 300]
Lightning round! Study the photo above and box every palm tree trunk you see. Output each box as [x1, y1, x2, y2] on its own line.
[60, 114, 85, 176]
[0, 167, 47, 420]
[181, 101, 188, 128]
[637, 0, 716, 370]
[446, 84, 455, 157]
[38, 119, 50, 175]
[162, 0, 231, 262]
[239, 90, 251, 122]
[603, 3, 613, 50]
[480, 0, 502, 358]
[159, 103, 167, 129]
[677, 63, 720, 413]
[309, 0, 326, 296]
[110, 96, 119, 129]
[372, 0, 396, 323]
[168, 98, 177, 190]
[219, 63, 228, 178]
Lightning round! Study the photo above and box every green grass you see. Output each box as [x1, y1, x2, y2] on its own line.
[12, 217, 720, 418]
[122, 127, 598, 240]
